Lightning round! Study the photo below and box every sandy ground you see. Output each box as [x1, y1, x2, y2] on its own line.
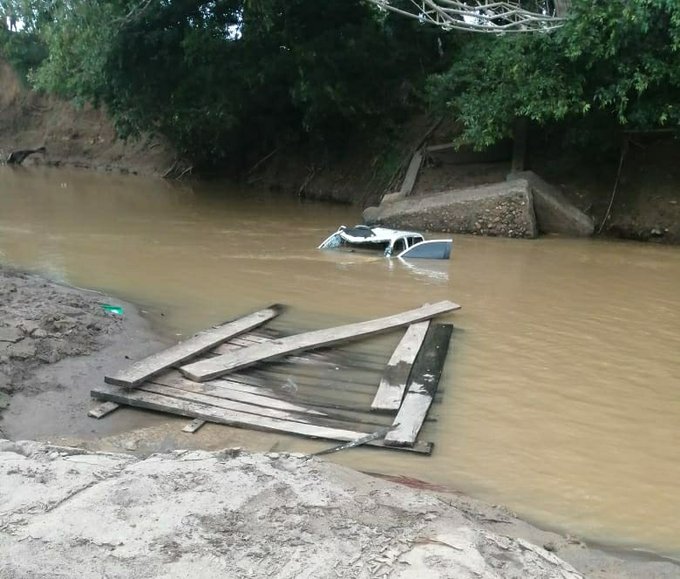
[0, 441, 596, 579]
[1, 267, 679, 578]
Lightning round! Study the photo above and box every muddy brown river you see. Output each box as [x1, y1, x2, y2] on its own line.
[2, 166, 680, 559]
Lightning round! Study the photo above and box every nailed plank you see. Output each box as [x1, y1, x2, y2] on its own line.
[139, 382, 330, 424]
[182, 418, 206, 433]
[384, 324, 453, 447]
[90, 384, 432, 453]
[399, 150, 424, 196]
[371, 321, 430, 412]
[105, 305, 283, 388]
[181, 301, 460, 382]
[150, 373, 328, 417]
[150, 373, 389, 427]
[216, 338, 386, 371]
[139, 382, 383, 432]
[87, 401, 120, 419]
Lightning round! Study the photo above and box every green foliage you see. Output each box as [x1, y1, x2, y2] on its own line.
[27, 0, 449, 169]
[0, 1, 50, 81]
[428, 0, 680, 148]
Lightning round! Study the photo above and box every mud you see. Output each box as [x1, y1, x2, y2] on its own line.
[0, 266, 168, 439]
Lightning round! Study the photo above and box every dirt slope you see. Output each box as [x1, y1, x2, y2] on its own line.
[0, 59, 174, 176]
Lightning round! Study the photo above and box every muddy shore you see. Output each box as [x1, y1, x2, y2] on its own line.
[0, 266, 679, 578]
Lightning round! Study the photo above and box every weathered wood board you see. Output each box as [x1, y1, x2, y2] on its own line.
[105, 305, 283, 388]
[150, 372, 329, 417]
[90, 384, 432, 454]
[400, 150, 424, 196]
[87, 401, 120, 419]
[150, 372, 389, 427]
[384, 324, 453, 447]
[182, 418, 206, 433]
[181, 301, 459, 382]
[371, 321, 430, 412]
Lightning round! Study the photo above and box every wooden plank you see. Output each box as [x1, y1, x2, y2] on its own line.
[399, 150, 423, 196]
[371, 321, 430, 412]
[87, 401, 120, 419]
[150, 373, 389, 427]
[139, 382, 334, 424]
[384, 324, 453, 447]
[105, 305, 283, 388]
[150, 373, 329, 417]
[216, 338, 386, 371]
[140, 382, 384, 432]
[181, 301, 460, 382]
[425, 143, 456, 153]
[182, 418, 206, 433]
[90, 384, 432, 454]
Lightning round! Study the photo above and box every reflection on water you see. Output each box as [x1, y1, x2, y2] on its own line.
[2, 165, 680, 557]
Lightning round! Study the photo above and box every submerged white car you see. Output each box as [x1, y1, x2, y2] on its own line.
[318, 225, 452, 260]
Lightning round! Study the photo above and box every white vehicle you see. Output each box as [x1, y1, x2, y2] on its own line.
[318, 225, 452, 260]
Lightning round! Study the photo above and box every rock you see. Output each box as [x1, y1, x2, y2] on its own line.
[122, 439, 138, 451]
[369, 180, 538, 238]
[0, 326, 23, 343]
[32, 329, 48, 339]
[508, 171, 594, 236]
[19, 321, 40, 336]
[9, 340, 37, 360]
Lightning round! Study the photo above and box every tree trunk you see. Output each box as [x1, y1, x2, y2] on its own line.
[554, 0, 572, 18]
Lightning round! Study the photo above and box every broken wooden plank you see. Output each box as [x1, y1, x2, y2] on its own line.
[90, 384, 432, 454]
[399, 150, 424, 196]
[105, 305, 283, 388]
[150, 373, 389, 427]
[371, 321, 430, 412]
[182, 418, 206, 433]
[384, 324, 453, 447]
[139, 381, 385, 433]
[87, 401, 120, 419]
[150, 373, 328, 417]
[216, 337, 386, 371]
[311, 424, 397, 457]
[181, 301, 460, 382]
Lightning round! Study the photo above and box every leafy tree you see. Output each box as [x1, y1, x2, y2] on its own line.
[26, 0, 449, 169]
[428, 0, 680, 148]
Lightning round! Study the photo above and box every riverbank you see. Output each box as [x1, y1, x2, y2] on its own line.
[0, 266, 168, 440]
[0, 266, 679, 577]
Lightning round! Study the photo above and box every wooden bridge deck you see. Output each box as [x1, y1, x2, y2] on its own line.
[91, 303, 457, 455]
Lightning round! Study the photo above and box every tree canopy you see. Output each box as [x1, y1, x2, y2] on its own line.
[428, 0, 680, 147]
[2, 0, 680, 167]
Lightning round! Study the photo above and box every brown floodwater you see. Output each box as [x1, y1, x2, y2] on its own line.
[1, 166, 680, 558]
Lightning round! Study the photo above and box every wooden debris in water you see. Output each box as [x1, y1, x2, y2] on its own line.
[371, 321, 430, 412]
[105, 305, 283, 388]
[384, 324, 453, 447]
[91, 303, 458, 455]
[87, 401, 120, 419]
[311, 424, 398, 457]
[180, 301, 459, 382]
[182, 418, 206, 433]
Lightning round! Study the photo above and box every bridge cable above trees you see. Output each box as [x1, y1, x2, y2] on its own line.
[366, 0, 570, 33]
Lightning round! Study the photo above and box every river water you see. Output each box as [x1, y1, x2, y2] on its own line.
[1, 166, 680, 558]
